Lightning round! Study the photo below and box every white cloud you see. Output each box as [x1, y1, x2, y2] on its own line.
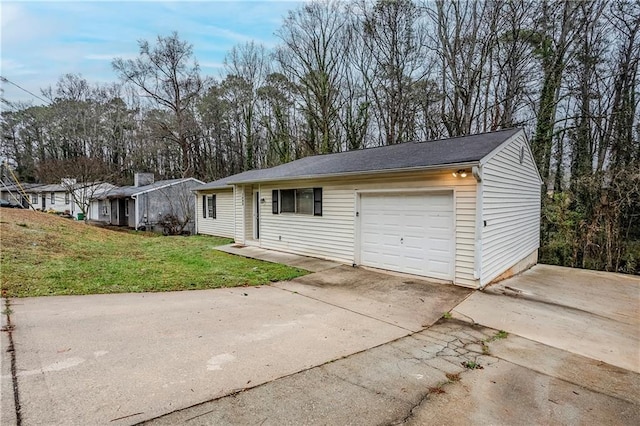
[85, 53, 136, 61]
[200, 61, 225, 70]
[0, 58, 37, 76]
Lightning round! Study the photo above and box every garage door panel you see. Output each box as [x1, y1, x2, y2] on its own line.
[359, 192, 454, 280]
[429, 260, 451, 275]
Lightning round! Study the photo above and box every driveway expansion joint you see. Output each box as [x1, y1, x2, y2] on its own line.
[2, 297, 22, 426]
[269, 283, 418, 333]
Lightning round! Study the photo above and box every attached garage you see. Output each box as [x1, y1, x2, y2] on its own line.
[195, 128, 542, 289]
[358, 192, 454, 280]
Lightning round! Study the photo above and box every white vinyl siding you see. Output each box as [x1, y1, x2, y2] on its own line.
[46, 191, 73, 213]
[196, 190, 234, 238]
[257, 170, 478, 287]
[480, 133, 542, 285]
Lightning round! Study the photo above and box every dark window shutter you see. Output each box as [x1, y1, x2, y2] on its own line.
[202, 195, 207, 218]
[212, 195, 217, 219]
[272, 190, 279, 214]
[313, 188, 322, 216]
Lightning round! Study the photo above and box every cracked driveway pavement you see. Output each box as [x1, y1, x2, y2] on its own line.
[2, 264, 638, 425]
[0, 266, 470, 425]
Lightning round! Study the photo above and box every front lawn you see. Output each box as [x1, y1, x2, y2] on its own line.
[1, 209, 307, 297]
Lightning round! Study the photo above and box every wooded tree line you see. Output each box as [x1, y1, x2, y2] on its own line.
[2, 0, 639, 274]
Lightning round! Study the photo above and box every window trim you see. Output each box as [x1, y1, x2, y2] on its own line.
[207, 195, 216, 219]
[31, 194, 38, 204]
[203, 194, 216, 219]
[50, 192, 55, 204]
[65, 192, 70, 204]
[273, 188, 322, 216]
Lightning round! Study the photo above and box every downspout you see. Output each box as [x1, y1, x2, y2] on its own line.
[472, 165, 484, 289]
[133, 194, 139, 230]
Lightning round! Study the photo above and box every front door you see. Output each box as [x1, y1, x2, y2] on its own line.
[253, 190, 260, 240]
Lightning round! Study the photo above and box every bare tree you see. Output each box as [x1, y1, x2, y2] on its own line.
[359, 0, 430, 144]
[275, 0, 348, 154]
[113, 32, 206, 177]
[224, 42, 270, 170]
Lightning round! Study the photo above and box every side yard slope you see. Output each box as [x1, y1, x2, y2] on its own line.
[0, 209, 305, 297]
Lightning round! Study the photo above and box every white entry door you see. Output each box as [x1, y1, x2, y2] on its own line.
[359, 192, 455, 280]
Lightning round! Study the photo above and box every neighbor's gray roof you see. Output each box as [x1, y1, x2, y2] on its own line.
[25, 183, 66, 192]
[102, 178, 202, 198]
[197, 128, 522, 190]
[1, 182, 45, 192]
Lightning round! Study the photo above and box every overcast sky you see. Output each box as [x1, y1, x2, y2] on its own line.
[1, 0, 300, 105]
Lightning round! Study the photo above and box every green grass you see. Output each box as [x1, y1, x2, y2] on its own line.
[1, 209, 308, 297]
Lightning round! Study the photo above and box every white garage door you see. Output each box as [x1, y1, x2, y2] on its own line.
[359, 192, 454, 280]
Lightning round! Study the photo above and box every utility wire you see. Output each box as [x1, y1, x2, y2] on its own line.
[0, 76, 51, 105]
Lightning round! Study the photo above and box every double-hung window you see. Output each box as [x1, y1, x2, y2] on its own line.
[50, 193, 56, 204]
[202, 195, 216, 219]
[272, 188, 322, 216]
[31, 194, 38, 204]
[65, 192, 70, 204]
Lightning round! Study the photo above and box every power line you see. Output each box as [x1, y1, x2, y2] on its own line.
[0, 76, 51, 105]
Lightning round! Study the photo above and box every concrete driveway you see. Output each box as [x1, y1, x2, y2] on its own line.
[453, 264, 640, 372]
[0, 266, 470, 425]
[146, 264, 640, 426]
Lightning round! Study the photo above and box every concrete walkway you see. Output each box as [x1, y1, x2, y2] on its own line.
[216, 244, 341, 272]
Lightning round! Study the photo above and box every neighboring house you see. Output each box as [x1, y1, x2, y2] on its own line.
[0, 182, 43, 208]
[84, 183, 118, 220]
[23, 183, 73, 213]
[194, 128, 542, 289]
[13, 180, 116, 217]
[91, 173, 204, 234]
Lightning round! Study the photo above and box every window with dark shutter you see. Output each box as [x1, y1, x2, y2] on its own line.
[313, 188, 322, 216]
[207, 195, 215, 218]
[272, 190, 279, 214]
[202, 195, 207, 218]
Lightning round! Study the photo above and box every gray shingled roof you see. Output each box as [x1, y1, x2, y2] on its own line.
[24, 183, 66, 192]
[102, 178, 200, 198]
[1, 182, 45, 192]
[197, 128, 522, 190]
